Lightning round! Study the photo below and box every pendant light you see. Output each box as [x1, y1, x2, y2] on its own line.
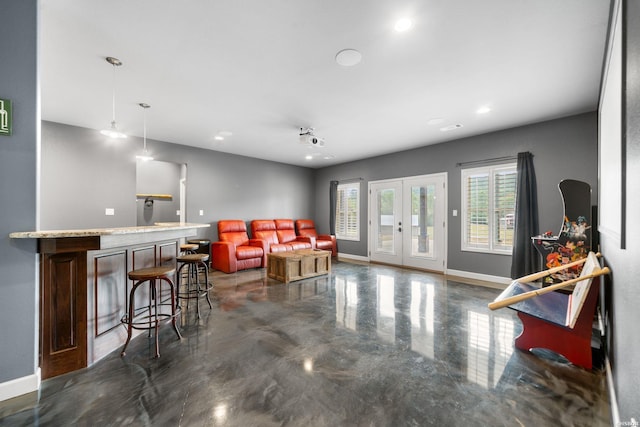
[100, 56, 127, 139]
[136, 103, 154, 161]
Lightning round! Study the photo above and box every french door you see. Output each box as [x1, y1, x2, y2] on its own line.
[369, 173, 447, 272]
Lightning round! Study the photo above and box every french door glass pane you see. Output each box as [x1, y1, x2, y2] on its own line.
[376, 188, 395, 253]
[411, 184, 435, 258]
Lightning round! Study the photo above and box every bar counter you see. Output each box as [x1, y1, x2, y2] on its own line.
[11, 222, 210, 378]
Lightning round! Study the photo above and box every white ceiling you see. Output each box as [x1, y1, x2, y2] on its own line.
[39, 0, 611, 168]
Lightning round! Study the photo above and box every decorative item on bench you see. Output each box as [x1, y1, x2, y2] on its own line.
[531, 179, 592, 285]
[489, 251, 609, 369]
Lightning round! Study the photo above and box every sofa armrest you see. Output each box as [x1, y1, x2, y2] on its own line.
[212, 241, 237, 273]
[317, 234, 337, 256]
[296, 235, 315, 247]
[248, 239, 268, 267]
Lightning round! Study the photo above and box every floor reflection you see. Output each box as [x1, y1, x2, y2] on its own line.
[332, 269, 517, 390]
[0, 260, 609, 426]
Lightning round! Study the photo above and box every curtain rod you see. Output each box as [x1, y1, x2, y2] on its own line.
[456, 155, 521, 168]
[335, 177, 363, 183]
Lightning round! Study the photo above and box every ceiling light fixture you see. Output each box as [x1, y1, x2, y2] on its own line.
[440, 124, 463, 132]
[394, 18, 413, 32]
[100, 57, 127, 139]
[335, 49, 362, 67]
[136, 103, 154, 161]
[476, 106, 492, 114]
[213, 131, 232, 142]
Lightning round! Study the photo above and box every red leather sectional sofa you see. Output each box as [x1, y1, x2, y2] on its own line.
[251, 219, 312, 252]
[211, 218, 337, 273]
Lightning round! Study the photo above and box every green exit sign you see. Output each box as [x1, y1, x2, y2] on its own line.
[0, 98, 12, 136]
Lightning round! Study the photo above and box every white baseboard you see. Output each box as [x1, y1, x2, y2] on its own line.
[446, 269, 511, 287]
[605, 357, 620, 426]
[337, 253, 369, 263]
[0, 369, 40, 402]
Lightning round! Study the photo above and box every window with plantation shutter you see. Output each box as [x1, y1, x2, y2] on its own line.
[336, 182, 360, 241]
[461, 164, 517, 253]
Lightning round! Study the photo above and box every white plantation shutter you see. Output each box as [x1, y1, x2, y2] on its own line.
[336, 182, 360, 240]
[464, 171, 490, 249]
[462, 164, 517, 253]
[493, 167, 517, 250]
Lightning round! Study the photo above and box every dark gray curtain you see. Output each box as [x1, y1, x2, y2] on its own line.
[329, 180, 338, 235]
[511, 152, 539, 279]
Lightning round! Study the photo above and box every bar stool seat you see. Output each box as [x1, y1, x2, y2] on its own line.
[176, 253, 212, 318]
[180, 243, 199, 254]
[121, 266, 182, 358]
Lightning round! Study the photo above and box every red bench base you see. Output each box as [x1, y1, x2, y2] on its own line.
[513, 279, 600, 369]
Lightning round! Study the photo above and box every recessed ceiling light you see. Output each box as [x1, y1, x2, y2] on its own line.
[335, 49, 362, 67]
[476, 106, 492, 114]
[214, 135, 224, 141]
[440, 124, 463, 132]
[427, 118, 445, 126]
[305, 155, 313, 160]
[394, 18, 413, 32]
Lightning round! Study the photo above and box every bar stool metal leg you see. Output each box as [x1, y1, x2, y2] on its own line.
[121, 266, 181, 358]
[176, 254, 212, 319]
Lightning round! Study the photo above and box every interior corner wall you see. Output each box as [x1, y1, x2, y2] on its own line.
[313, 112, 598, 278]
[599, 0, 640, 420]
[0, 0, 39, 385]
[40, 121, 315, 240]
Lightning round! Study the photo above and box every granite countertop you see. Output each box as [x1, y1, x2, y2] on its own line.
[9, 222, 210, 239]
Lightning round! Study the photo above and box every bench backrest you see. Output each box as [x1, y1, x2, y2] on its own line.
[567, 251, 600, 328]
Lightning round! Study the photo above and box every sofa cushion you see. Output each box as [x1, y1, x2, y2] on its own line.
[218, 220, 250, 246]
[236, 245, 264, 260]
[295, 219, 317, 237]
[219, 220, 248, 234]
[270, 243, 292, 253]
[220, 231, 249, 247]
[289, 241, 311, 250]
[275, 219, 298, 244]
[251, 220, 279, 245]
[276, 229, 297, 243]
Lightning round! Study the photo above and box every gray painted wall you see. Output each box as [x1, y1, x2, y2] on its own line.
[600, 0, 640, 420]
[40, 121, 315, 240]
[41, 122, 137, 228]
[314, 113, 598, 278]
[0, 0, 38, 383]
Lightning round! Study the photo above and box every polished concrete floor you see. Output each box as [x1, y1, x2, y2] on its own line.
[1, 260, 610, 426]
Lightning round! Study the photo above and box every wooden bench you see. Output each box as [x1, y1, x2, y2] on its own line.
[489, 252, 608, 369]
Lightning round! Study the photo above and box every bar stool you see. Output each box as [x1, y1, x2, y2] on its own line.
[121, 266, 182, 357]
[176, 253, 212, 318]
[187, 238, 211, 268]
[180, 243, 199, 255]
[179, 244, 204, 308]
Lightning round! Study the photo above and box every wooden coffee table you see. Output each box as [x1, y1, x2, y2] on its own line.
[267, 249, 331, 283]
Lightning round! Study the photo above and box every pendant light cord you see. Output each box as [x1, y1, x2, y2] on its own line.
[143, 106, 147, 151]
[111, 64, 117, 124]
